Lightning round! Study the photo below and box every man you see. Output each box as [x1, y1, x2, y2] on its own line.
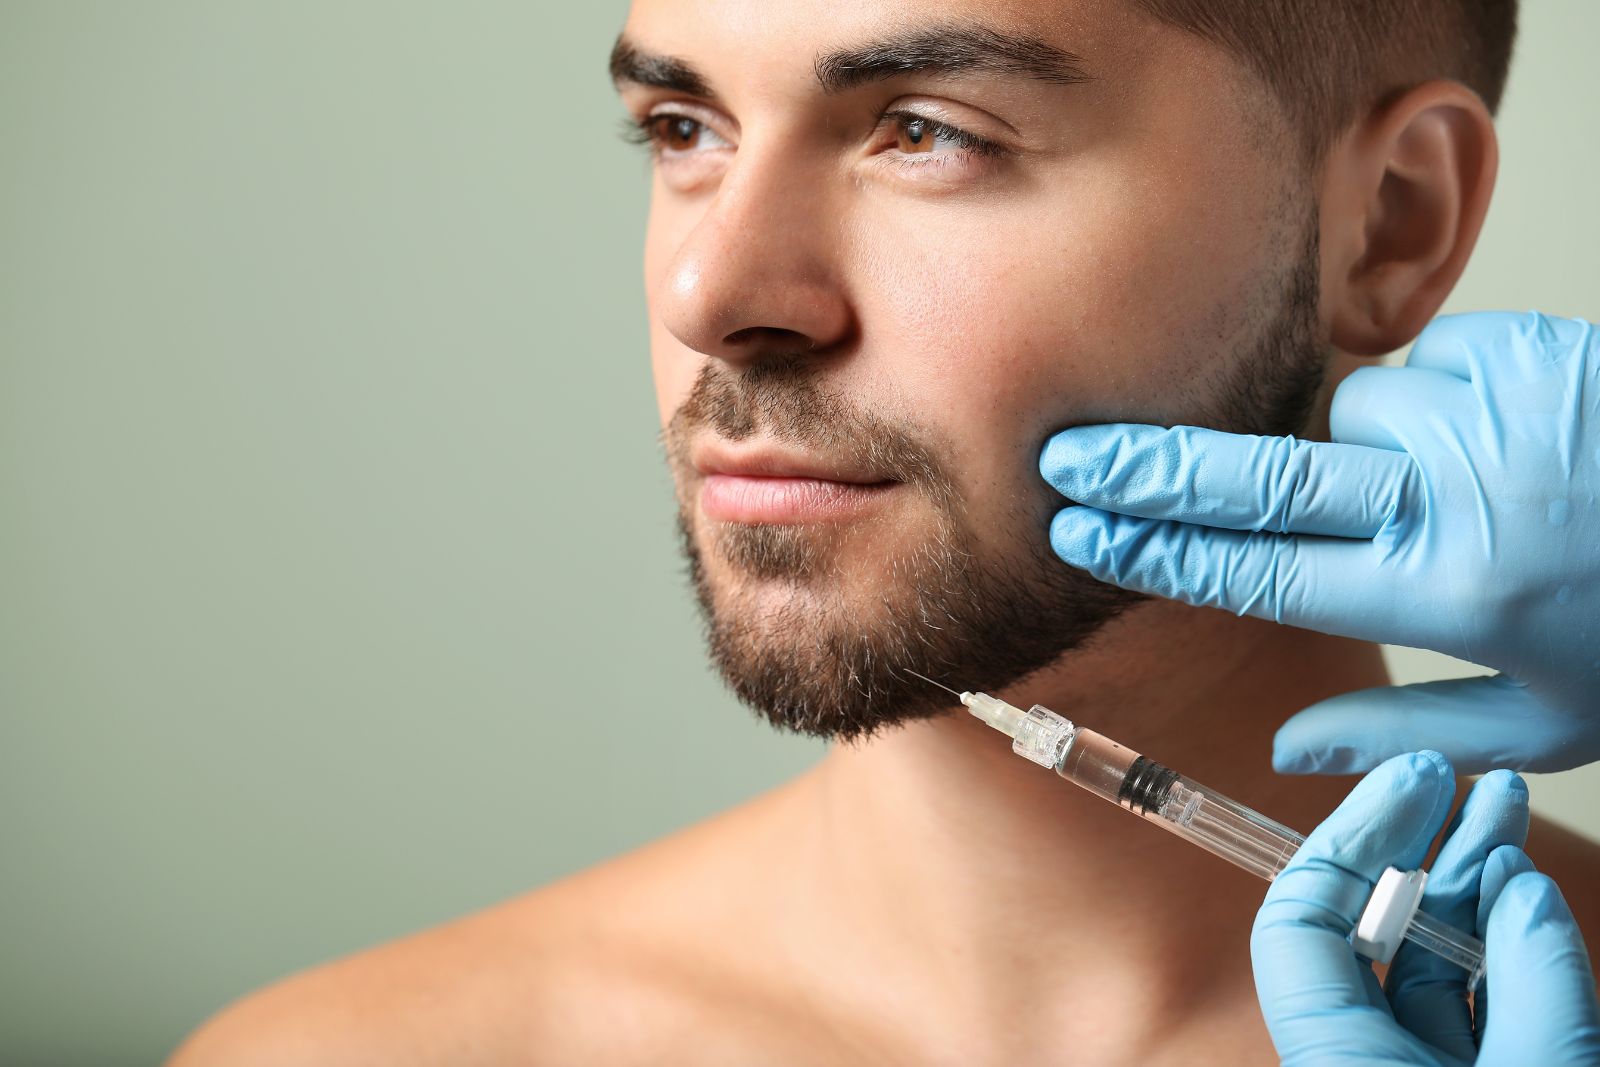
[171, 0, 1600, 1062]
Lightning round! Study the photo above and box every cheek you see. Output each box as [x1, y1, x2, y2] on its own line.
[852, 168, 1280, 455]
[845, 178, 1283, 524]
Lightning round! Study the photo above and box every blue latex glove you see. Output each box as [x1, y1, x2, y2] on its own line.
[1041, 311, 1600, 773]
[1252, 751, 1600, 1064]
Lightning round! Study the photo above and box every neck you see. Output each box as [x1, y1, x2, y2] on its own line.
[794, 601, 1389, 1058]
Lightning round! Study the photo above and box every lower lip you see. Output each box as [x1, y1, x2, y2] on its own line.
[700, 474, 896, 523]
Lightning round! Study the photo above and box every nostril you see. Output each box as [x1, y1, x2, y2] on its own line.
[723, 326, 814, 349]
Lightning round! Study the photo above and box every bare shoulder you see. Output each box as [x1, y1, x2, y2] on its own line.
[166, 782, 815, 1067]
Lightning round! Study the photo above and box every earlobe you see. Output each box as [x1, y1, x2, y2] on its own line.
[1324, 82, 1498, 357]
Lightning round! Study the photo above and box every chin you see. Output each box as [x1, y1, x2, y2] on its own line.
[718, 547, 895, 614]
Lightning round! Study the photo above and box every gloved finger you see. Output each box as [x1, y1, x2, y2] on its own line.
[1396, 312, 1498, 382]
[1270, 676, 1589, 775]
[1477, 844, 1537, 933]
[1383, 770, 1529, 1058]
[1328, 364, 1473, 452]
[1252, 753, 1455, 1057]
[1047, 507, 1399, 633]
[1471, 843, 1538, 1032]
[1404, 310, 1595, 382]
[1476, 872, 1600, 1064]
[1038, 423, 1416, 538]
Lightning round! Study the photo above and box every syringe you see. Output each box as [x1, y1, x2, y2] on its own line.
[908, 673, 1487, 989]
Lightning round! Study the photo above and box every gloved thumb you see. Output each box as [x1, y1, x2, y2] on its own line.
[1251, 753, 1456, 1060]
[1475, 870, 1600, 1063]
[1271, 675, 1586, 776]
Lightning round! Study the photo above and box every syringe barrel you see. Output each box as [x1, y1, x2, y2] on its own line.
[1053, 727, 1487, 989]
[1053, 725, 1142, 802]
[1055, 728, 1303, 880]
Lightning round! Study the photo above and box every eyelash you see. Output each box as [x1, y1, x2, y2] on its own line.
[619, 109, 1005, 166]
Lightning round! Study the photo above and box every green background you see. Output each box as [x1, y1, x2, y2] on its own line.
[2, 2, 1596, 1062]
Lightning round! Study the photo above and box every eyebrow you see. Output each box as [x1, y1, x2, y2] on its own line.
[608, 23, 1090, 99]
[609, 36, 717, 98]
[814, 23, 1091, 93]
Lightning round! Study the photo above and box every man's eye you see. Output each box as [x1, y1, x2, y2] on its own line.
[885, 112, 1001, 161]
[650, 115, 705, 151]
[627, 113, 730, 155]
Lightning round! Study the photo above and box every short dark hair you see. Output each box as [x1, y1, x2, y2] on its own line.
[1136, 0, 1518, 161]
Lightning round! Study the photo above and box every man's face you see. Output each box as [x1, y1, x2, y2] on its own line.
[614, 0, 1328, 738]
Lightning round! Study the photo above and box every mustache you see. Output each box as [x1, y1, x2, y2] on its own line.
[665, 357, 952, 495]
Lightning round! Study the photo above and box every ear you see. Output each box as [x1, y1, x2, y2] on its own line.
[1319, 81, 1499, 356]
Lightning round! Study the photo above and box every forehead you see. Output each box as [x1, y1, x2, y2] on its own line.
[624, 0, 1126, 40]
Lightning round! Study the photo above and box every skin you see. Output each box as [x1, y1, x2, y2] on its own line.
[168, 1, 1600, 1064]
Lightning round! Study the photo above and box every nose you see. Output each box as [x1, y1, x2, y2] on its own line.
[654, 148, 855, 365]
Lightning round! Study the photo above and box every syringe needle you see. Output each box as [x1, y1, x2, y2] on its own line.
[901, 667, 964, 699]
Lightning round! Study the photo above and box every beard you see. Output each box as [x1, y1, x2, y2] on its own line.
[664, 217, 1327, 743]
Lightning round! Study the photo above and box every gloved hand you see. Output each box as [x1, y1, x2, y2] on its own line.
[1040, 311, 1600, 773]
[1252, 751, 1600, 1065]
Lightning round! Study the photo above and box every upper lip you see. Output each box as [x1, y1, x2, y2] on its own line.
[692, 438, 894, 485]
